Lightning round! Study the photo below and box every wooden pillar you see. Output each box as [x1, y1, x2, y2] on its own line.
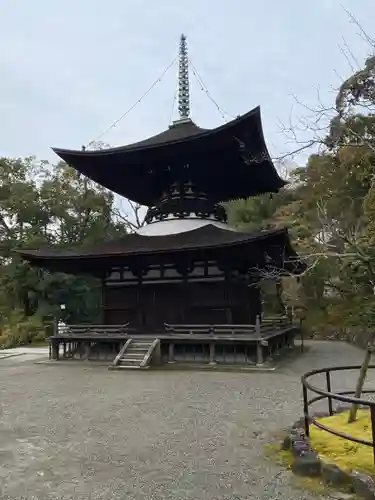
[255, 314, 261, 334]
[255, 315, 263, 365]
[51, 339, 59, 360]
[137, 279, 143, 329]
[289, 329, 295, 348]
[101, 278, 105, 324]
[268, 343, 273, 361]
[252, 281, 262, 324]
[84, 343, 91, 361]
[286, 332, 293, 349]
[209, 342, 216, 365]
[182, 274, 188, 323]
[225, 271, 233, 324]
[168, 343, 175, 363]
[256, 342, 263, 366]
[51, 318, 59, 360]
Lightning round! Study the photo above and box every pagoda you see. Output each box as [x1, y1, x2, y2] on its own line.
[20, 35, 304, 367]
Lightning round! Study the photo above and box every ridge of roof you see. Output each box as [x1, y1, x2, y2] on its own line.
[52, 106, 260, 157]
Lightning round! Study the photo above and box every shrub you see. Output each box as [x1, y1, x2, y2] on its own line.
[0, 309, 47, 348]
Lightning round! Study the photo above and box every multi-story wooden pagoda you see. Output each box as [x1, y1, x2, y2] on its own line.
[20, 35, 304, 368]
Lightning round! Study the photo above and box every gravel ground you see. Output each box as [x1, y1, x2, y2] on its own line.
[0, 340, 373, 500]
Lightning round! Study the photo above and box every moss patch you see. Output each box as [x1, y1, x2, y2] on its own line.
[264, 442, 293, 468]
[265, 442, 336, 497]
[310, 409, 374, 476]
[292, 476, 334, 497]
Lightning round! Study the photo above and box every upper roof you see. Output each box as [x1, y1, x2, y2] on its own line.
[53, 107, 286, 206]
[18, 225, 303, 276]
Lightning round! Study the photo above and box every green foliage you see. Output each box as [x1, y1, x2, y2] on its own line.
[2, 49, 375, 340]
[0, 309, 46, 348]
[225, 50, 375, 332]
[0, 156, 127, 342]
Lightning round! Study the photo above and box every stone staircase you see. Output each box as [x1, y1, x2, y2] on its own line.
[109, 338, 160, 370]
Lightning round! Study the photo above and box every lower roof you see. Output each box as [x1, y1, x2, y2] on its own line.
[18, 225, 304, 275]
[20, 225, 285, 258]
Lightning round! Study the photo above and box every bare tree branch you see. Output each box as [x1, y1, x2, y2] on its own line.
[113, 200, 146, 233]
[342, 6, 375, 48]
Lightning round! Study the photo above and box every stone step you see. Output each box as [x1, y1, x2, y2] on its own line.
[120, 358, 144, 364]
[113, 365, 143, 370]
[122, 352, 145, 358]
[110, 338, 158, 370]
[119, 358, 144, 364]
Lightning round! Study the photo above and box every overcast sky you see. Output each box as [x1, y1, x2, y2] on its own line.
[1, 0, 374, 165]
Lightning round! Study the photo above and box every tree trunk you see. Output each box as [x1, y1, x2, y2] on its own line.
[348, 338, 373, 423]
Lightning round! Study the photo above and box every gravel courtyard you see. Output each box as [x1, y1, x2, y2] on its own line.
[0, 341, 372, 500]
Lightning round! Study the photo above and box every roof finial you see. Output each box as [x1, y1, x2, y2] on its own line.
[178, 34, 190, 120]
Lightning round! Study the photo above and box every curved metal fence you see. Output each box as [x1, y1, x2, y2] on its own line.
[302, 365, 375, 463]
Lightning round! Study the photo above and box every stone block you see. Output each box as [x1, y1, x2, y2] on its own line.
[292, 452, 322, 477]
[351, 470, 375, 500]
[292, 417, 306, 430]
[290, 428, 305, 441]
[281, 434, 292, 451]
[322, 463, 351, 486]
[281, 427, 306, 451]
[292, 439, 310, 457]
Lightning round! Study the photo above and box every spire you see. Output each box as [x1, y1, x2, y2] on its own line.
[178, 34, 190, 120]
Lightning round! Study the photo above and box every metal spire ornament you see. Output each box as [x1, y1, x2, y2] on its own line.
[178, 34, 190, 120]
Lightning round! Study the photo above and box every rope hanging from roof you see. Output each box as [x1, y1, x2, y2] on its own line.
[86, 56, 177, 149]
[169, 82, 178, 125]
[189, 58, 235, 122]
[85, 36, 235, 148]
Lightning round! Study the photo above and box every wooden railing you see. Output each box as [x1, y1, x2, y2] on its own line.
[55, 323, 130, 337]
[164, 323, 257, 336]
[140, 339, 161, 368]
[112, 339, 133, 366]
[164, 316, 294, 366]
[164, 315, 291, 337]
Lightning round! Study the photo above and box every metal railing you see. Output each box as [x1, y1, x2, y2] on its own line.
[302, 365, 375, 463]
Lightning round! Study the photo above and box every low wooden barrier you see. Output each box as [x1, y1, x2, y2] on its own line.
[55, 323, 130, 337]
[164, 316, 295, 365]
[164, 323, 256, 336]
[47, 315, 296, 365]
[49, 323, 130, 360]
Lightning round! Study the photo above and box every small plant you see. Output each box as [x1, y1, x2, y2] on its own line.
[0, 309, 46, 348]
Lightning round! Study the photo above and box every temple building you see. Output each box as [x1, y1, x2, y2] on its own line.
[20, 35, 304, 368]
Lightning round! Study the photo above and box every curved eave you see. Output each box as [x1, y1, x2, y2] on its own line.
[17, 226, 303, 276]
[53, 106, 263, 157]
[52, 106, 285, 205]
[19, 227, 287, 259]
